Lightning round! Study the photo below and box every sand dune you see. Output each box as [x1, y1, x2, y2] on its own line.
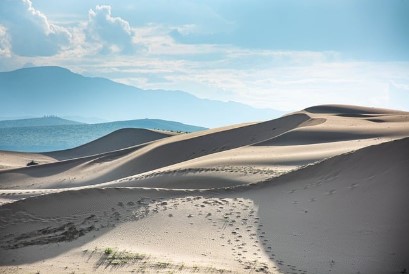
[240, 137, 409, 273]
[304, 104, 409, 115]
[0, 151, 56, 170]
[0, 113, 310, 189]
[0, 128, 174, 171]
[45, 128, 175, 160]
[102, 105, 408, 190]
[0, 105, 408, 273]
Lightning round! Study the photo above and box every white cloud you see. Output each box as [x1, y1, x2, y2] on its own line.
[0, 0, 71, 56]
[1, 2, 408, 113]
[86, 5, 136, 54]
[97, 55, 409, 112]
[0, 25, 11, 57]
[0, 3, 144, 59]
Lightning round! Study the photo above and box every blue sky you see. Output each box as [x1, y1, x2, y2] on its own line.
[0, 0, 408, 111]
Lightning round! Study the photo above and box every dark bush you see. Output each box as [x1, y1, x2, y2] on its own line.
[27, 160, 39, 166]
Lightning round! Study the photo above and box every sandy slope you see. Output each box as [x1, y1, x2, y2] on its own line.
[0, 105, 408, 273]
[0, 113, 310, 190]
[240, 137, 409, 273]
[0, 128, 173, 170]
[0, 151, 56, 170]
[45, 128, 175, 160]
[96, 105, 409, 190]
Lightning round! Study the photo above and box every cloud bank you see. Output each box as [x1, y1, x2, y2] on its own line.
[0, 0, 408, 112]
[86, 5, 136, 54]
[0, 0, 71, 56]
[0, 1, 139, 57]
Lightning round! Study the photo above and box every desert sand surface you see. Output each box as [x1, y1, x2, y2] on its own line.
[0, 128, 174, 171]
[0, 151, 56, 171]
[0, 105, 408, 273]
[44, 128, 176, 161]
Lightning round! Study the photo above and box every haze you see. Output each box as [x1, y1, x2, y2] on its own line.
[0, 0, 408, 112]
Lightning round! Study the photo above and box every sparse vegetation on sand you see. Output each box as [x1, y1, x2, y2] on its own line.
[96, 247, 230, 273]
[104, 247, 113, 255]
[26, 160, 39, 166]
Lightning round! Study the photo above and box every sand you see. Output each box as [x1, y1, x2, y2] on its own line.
[0, 128, 173, 171]
[0, 104, 408, 273]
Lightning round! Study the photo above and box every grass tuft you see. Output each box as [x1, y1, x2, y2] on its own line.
[104, 247, 113, 255]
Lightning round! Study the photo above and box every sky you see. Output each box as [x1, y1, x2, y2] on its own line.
[0, 0, 408, 112]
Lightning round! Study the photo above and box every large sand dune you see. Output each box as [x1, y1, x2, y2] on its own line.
[0, 128, 173, 170]
[0, 105, 408, 273]
[45, 128, 175, 160]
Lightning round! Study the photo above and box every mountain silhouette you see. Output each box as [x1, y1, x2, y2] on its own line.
[0, 116, 83, 128]
[0, 118, 206, 152]
[0, 66, 281, 127]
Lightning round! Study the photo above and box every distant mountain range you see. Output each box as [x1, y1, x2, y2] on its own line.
[0, 116, 83, 128]
[0, 66, 281, 128]
[0, 118, 206, 152]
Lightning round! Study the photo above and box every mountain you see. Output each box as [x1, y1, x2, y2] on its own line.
[0, 116, 83, 128]
[0, 118, 206, 152]
[0, 66, 282, 128]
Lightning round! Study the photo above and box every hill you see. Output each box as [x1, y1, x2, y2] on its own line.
[0, 116, 83, 128]
[0, 118, 205, 152]
[0, 66, 281, 128]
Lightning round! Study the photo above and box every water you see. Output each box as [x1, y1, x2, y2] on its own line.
[0, 120, 205, 152]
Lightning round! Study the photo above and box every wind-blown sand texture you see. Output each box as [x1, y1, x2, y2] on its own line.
[0, 105, 408, 273]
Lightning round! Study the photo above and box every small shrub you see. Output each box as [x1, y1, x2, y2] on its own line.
[156, 262, 169, 268]
[110, 259, 122, 265]
[104, 247, 113, 255]
[27, 160, 39, 166]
